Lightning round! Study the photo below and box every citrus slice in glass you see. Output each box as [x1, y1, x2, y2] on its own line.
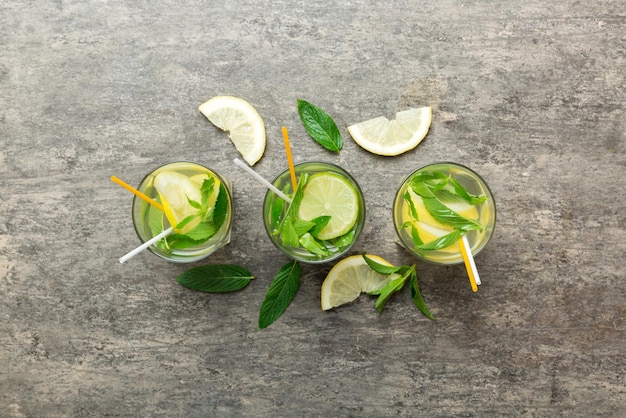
[153, 171, 202, 234]
[347, 107, 432, 156]
[297, 172, 359, 240]
[198, 96, 266, 166]
[321, 254, 399, 310]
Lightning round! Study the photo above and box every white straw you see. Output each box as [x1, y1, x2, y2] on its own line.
[233, 158, 292, 203]
[461, 234, 481, 285]
[119, 227, 174, 264]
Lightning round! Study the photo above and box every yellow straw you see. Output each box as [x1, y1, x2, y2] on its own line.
[459, 234, 479, 292]
[110, 175, 164, 212]
[281, 126, 298, 190]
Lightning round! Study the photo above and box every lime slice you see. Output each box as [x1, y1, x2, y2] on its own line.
[153, 171, 202, 234]
[347, 107, 432, 156]
[198, 96, 266, 166]
[297, 172, 359, 240]
[321, 254, 399, 310]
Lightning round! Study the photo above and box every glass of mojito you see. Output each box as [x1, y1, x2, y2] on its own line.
[132, 161, 232, 263]
[262, 162, 365, 263]
[393, 162, 496, 265]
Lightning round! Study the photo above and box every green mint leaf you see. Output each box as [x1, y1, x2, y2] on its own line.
[175, 213, 200, 230]
[210, 183, 229, 229]
[409, 271, 434, 319]
[410, 181, 435, 198]
[415, 229, 462, 251]
[148, 200, 164, 238]
[187, 196, 203, 210]
[297, 99, 343, 152]
[167, 233, 207, 249]
[176, 264, 254, 292]
[259, 260, 301, 329]
[299, 233, 330, 257]
[328, 228, 356, 248]
[448, 177, 487, 205]
[403, 191, 418, 220]
[310, 215, 331, 237]
[280, 219, 300, 248]
[185, 221, 218, 241]
[374, 276, 407, 313]
[292, 219, 316, 236]
[200, 177, 215, 206]
[363, 254, 404, 275]
[422, 197, 483, 231]
[270, 197, 285, 230]
[409, 223, 424, 246]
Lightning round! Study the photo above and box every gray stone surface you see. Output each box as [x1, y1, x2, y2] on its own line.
[1, 0, 624, 416]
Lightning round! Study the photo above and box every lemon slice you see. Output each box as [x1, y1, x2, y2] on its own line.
[347, 107, 432, 156]
[153, 171, 202, 234]
[198, 96, 266, 166]
[321, 254, 400, 310]
[297, 172, 360, 240]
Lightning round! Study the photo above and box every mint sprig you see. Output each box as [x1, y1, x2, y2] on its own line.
[363, 255, 434, 319]
[259, 260, 301, 329]
[297, 99, 343, 152]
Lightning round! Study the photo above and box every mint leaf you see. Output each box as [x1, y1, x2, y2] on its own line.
[409, 271, 434, 319]
[415, 229, 462, 251]
[292, 219, 316, 236]
[270, 197, 285, 230]
[328, 228, 356, 248]
[210, 183, 229, 229]
[280, 219, 300, 248]
[297, 99, 343, 152]
[175, 213, 200, 230]
[363, 254, 404, 275]
[185, 222, 218, 241]
[403, 191, 418, 220]
[422, 197, 483, 231]
[200, 177, 215, 209]
[448, 177, 487, 205]
[259, 260, 301, 329]
[299, 233, 330, 257]
[176, 264, 254, 292]
[187, 197, 202, 210]
[167, 233, 205, 250]
[310, 215, 331, 237]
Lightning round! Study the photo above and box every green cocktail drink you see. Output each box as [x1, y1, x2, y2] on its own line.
[393, 162, 496, 265]
[132, 161, 232, 263]
[263, 162, 365, 263]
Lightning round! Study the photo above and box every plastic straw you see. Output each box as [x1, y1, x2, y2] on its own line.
[233, 158, 292, 203]
[281, 126, 298, 190]
[119, 227, 173, 264]
[459, 234, 480, 292]
[111, 175, 164, 211]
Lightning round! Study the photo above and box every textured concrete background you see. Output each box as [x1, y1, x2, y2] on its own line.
[1, 0, 624, 416]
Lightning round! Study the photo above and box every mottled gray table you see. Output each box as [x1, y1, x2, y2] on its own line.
[1, 1, 624, 416]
